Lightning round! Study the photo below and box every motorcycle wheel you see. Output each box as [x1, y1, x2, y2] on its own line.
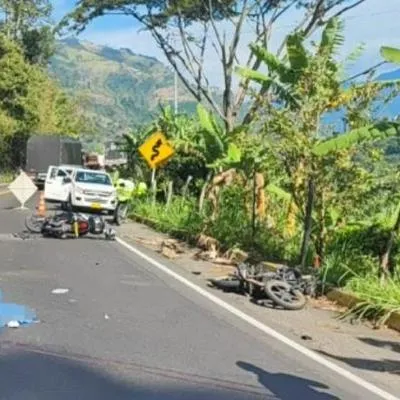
[25, 214, 46, 233]
[114, 202, 129, 226]
[264, 279, 306, 310]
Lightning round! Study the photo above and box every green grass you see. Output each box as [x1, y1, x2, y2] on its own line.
[0, 171, 15, 184]
[131, 197, 203, 236]
[129, 190, 400, 328]
[130, 188, 299, 263]
[340, 275, 400, 326]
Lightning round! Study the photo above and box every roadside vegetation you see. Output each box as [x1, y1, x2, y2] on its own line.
[0, 1, 89, 171]
[100, 17, 400, 324]
[1, 1, 400, 325]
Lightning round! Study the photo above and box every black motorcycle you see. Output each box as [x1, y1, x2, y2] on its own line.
[25, 211, 116, 240]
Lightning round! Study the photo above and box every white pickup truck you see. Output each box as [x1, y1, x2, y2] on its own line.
[44, 165, 117, 213]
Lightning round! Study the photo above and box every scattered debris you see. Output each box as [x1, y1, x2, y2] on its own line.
[301, 335, 313, 341]
[104, 313, 110, 320]
[159, 239, 185, 259]
[7, 320, 20, 328]
[211, 257, 237, 266]
[193, 248, 218, 261]
[223, 248, 249, 264]
[133, 236, 162, 248]
[51, 288, 69, 294]
[194, 236, 246, 266]
[192, 271, 202, 275]
[162, 239, 185, 253]
[160, 245, 178, 259]
[196, 234, 220, 252]
[0, 290, 37, 328]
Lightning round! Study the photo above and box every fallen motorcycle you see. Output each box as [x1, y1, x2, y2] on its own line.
[208, 262, 316, 310]
[25, 211, 116, 240]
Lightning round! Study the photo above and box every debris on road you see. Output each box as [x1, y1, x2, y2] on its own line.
[0, 290, 37, 328]
[104, 313, 110, 320]
[7, 320, 20, 328]
[159, 239, 185, 259]
[51, 288, 69, 294]
[133, 236, 163, 248]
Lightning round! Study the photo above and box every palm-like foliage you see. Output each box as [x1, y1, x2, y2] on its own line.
[236, 18, 344, 110]
[381, 46, 400, 64]
[235, 17, 400, 266]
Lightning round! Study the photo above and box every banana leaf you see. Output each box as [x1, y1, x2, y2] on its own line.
[312, 122, 399, 157]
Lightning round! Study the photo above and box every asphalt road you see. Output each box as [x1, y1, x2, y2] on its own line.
[0, 190, 396, 400]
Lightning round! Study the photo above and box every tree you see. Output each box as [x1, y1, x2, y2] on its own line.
[61, 0, 367, 132]
[0, 0, 55, 65]
[237, 18, 400, 267]
[0, 34, 89, 168]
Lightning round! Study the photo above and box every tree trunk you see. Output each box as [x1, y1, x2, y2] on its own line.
[199, 172, 212, 212]
[380, 203, 400, 277]
[315, 193, 327, 264]
[299, 179, 315, 269]
[182, 175, 193, 198]
[166, 180, 173, 209]
[251, 167, 257, 243]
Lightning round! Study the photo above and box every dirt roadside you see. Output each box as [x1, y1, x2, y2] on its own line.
[117, 221, 400, 396]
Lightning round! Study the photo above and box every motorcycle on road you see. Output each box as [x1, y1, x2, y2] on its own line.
[25, 211, 116, 240]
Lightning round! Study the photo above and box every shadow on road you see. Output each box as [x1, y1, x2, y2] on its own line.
[0, 347, 271, 400]
[358, 337, 400, 353]
[236, 361, 339, 400]
[316, 350, 400, 375]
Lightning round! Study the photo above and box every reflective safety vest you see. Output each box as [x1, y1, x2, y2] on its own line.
[115, 178, 135, 202]
[135, 181, 147, 196]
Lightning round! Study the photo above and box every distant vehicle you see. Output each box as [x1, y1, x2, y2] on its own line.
[83, 152, 105, 170]
[25, 135, 83, 187]
[104, 140, 127, 167]
[44, 166, 117, 213]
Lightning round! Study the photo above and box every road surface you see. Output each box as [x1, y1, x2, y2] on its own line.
[0, 190, 396, 400]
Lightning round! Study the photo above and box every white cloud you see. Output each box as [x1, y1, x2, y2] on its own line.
[75, 0, 400, 86]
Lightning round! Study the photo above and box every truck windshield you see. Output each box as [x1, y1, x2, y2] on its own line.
[75, 171, 112, 186]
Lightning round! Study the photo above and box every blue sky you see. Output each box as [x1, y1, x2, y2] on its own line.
[52, 0, 400, 86]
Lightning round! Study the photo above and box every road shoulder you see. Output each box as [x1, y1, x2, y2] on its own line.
[117, 220, 400, 397]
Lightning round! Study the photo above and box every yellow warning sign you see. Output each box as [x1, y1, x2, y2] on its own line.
[139, 132, 175, 169]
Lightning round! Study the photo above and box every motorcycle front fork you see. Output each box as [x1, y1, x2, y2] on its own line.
[73, 215, 79, 238]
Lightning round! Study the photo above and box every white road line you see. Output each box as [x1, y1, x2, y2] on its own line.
[116, 237, 399, 400]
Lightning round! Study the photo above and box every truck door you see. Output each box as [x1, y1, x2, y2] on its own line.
[44, 166, 70, 202]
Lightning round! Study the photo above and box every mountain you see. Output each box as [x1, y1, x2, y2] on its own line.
[49, 38, 400, 151]
[48, 38, 198, 149]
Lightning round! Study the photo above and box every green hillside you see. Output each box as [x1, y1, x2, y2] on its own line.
[48, 38, 198, 148]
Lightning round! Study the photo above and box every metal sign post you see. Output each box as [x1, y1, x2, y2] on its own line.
[8, 171, 38, 209]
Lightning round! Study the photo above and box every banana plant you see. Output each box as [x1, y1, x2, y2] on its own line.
[312, 121, 399, 156]
[196, 103, 242, 171]
[236, 18, 345, 111]
[380, 46, 400, 65]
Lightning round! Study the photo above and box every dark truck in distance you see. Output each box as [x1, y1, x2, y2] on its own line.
[25, 135, 83, 187]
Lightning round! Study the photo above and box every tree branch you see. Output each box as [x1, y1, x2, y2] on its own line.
[341, 61, 387, 84]
[233, 0, 297, 114]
